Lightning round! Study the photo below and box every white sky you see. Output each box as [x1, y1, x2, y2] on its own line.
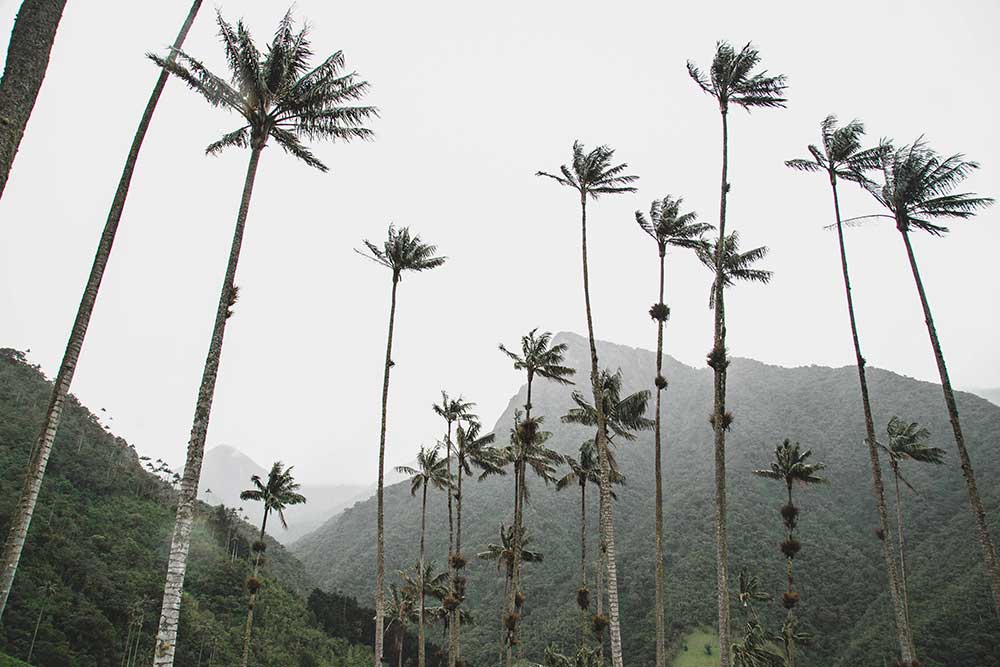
[1, 0, 997, 485]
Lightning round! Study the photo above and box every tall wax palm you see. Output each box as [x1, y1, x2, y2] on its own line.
[396, 445, 450, 667]
[359, 225, 445, 665]
[478, 524, 544, 664]
[562, 367, 650, 650]
[688, 41, 786, 667]
[635, 194, 712, 667]
[556, 440, 603, 646]
[399, 560, 451, 666]
[431, 391, 474, 667]
[0, 0, 207, 620]
[783, 116, 918, 660]
[753, 440, 825, 667]
[0, 0, 67, 201]
[882, 417, 946, 631]
[498, 329, 574, 663]
[862, 138, 999, 621]
[147, 14, 376, 665]
[385, 583, 415, 667]
[497, 410, 562, 666]
[237, 462, 306, 667]
[537, 143, 637, 667]
[451, 416, 505, 664]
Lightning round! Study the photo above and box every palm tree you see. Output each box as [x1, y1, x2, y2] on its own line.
[862, 138, 999, 622]
[26, 580, 57, 664]
[688, 41, 786, 667]
[0, 0, 206, 620]
[0, 0, 68, 200]
[147, 14, 376, 665]
[882, 417, 946, 631]
[537, 143, 637, 667]
[562, 367, 650, 652]
[396, 445, 450, 667]
[696, 233, 772, 310]
[237, 462, 306, 667]
[496, 410, 562, 665]
[753, 440, 826, 667]
[359, 225, 445, 664]
[431, 391, 474, 667]
[556, 441, 603, 646]
[635, 195, 712, 665]
[784, 116, 918, 660]
[478, 524, 544, 665]
[497, 328, 574, 663]
[385, 583, 416, 667]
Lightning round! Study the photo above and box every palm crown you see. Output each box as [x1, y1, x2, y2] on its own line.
[396, 445, 451, 497]
[753, 440, 827, 491]
[885, 417, 946, 466]
[149, 11, 377, 170]
[536, 141, 638, 199]
[556, 441, 601, 492]
[477, 524, 543, 577]
[562, 368, 653, 443]
[498, 329, 576, 389]
[696, 232, 772, 308]
[687, 41, 788, 113]
[635, 196, 713, 256]
[432, 391, 475, 428]
[457, 419, 506, 481]
[785, 115, 885, 186]
[864, 138, 994, 235]
[359, 225, 446, 281]
[239, 461, 307, 529]
[502, 411, 563, 501]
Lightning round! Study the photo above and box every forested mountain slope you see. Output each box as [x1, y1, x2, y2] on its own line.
[294, 332, 1000, 667]
[0, 349, 370, 667]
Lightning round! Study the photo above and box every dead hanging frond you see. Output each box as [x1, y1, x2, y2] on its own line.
[226, 285, 240, 319]
[655, 375, 668, 390]
[649, 302, 670, 322]
[706, 345, 729, 370]
[576, 586, 590, 610]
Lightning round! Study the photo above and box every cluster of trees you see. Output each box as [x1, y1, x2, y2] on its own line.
[0, 347, 373, 666]
[0, 2, 995, 667]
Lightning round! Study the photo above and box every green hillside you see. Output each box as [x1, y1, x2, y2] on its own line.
[0, 349, 371, 667]
[294, 332, 1000, 667]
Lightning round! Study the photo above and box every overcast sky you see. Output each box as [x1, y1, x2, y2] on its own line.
[1, 0, 997, 486]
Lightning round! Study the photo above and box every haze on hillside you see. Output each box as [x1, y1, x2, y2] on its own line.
[0, 0, 997, 488]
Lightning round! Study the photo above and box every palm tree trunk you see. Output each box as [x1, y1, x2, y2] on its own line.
[445, 419, 456, 667]
[0, 0, 68, 201]
[654, 248, 667, 667]
[398, 625, 404, 667]
[450, 449, 464, 667]
[892, 463, 912, 633]
[419, 483, 428, 667]
[375, 275, 400, 667]
[27, 597, 45, 663]
[506, 379, 532, 667]
[900, 227, 1000, 619]
[596, 487, 605, 663]
[152, 144, 263, 667]
[829, 177, 916, 660]
[0, 0, 204, 621]
[579, 190, 623, 667]
[711, 108, 732, 667]
[580, 482, 588, 648]
[241, 509, 269, 667]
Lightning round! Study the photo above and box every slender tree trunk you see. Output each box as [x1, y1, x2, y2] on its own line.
[711, 107, 732, 667]
[450, 447, 464, 667]
[579, 193, 624, 667]
[580, 482, 588, 648]
[398, 625, 404, 667]
[0, 0, 204, 621]
[596, 487, 605, 663]
[152, 144, 263, 667]
[0, 0, 67, 201]
[785, 484, 795, 667]
[419, 484, 427, 667]
[375, 275, 400, 667]
[506, 378, 532, 667]
[900, 227, 1000, 620]
[892, 463, 912, 633]
[828, 177, 915, 661]
[27, 597, 46, 663]
[654, 247, 667, 667]
[444, 419, 456, 667]
[241, 510, 269, 667]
